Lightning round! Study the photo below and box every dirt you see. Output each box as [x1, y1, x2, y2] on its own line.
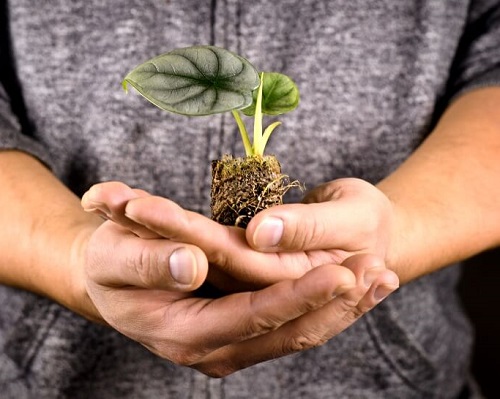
[211, 154, 298, 228]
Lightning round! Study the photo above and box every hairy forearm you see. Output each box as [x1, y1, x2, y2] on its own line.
[0, 150, 103, 320]
[378, 87, 500, 283]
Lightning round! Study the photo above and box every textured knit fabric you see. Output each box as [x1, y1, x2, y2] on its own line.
[1, 1, 499, 398]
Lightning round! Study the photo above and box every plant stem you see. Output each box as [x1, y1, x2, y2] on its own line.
[232, 110, 253, 156]
[233, 72, 281, 158]
[253, 72, 265, 156]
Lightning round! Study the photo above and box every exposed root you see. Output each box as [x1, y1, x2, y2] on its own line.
[211, 155, 302, 228]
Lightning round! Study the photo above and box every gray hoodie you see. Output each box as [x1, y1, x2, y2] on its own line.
[1, 0, 499, 398]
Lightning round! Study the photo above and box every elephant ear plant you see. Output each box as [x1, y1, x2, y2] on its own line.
[123, 45, 300, 228]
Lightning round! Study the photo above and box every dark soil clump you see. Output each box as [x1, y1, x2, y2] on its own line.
[211, 155, 297, 228]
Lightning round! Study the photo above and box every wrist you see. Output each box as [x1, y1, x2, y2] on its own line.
[377, 177, 453, 285]
[378, 191, 411, 284]
[65, 220, 107, 324]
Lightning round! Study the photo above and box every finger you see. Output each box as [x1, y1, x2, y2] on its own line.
[81, 181, 159, 239]
[86, 222, 208, 291]
[246, 178, 391, 252]
[139, 263, 356, 368]
[124, 196, 312, 283]
[196, 255, 399, 377]
[339, 253, 399, 311]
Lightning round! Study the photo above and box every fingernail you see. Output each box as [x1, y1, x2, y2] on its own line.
[169, 248, 197, 285]
[374, 284, 398, 301]
[252, 217, 284, 249]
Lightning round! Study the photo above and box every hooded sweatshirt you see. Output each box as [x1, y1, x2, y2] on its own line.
[1, 1, 499, 398]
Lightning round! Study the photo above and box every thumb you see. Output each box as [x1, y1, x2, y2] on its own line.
[246, 203, 339, 252]
[86, 222, 209, 291]
[246, 179, 390, 253]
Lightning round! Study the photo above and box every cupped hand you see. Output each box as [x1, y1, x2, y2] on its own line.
[80, 180, 398, 376]
[82, 179, 396, 290]
[84, 218, 396, 376]
[246, 177, 395, 266]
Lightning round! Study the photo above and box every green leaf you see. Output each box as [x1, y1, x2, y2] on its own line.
[242, 72, 299, 116]
[122, 46, 260, 116]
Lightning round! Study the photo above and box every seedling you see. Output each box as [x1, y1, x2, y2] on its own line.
[123, 45, 300, 227]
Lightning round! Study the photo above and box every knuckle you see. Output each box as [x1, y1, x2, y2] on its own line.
[310, 218, 328, 247]
[206, 247, 229, 271]
[338, 295, 360, 311]
[180, 353, 239, 378]
[338, 297, 367, 322]
[126, 246, 163, 286]
[243, 292, 281, 337]
[345, 306, 365, 322]
[286, 223, 307, 249]
[337, 295, 365, 321]
[197, 363, 235, 379]
[287, 214, 323, 249]
[163, 347, 203, 368]
[145, 334, 208, 368]
[284, 333, 328, 353]
[243, 316, 275, 338]
[356, 301, 375, 314]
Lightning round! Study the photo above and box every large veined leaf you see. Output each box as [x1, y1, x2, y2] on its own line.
[123, 46, 260, 116]
[241, 72, 299, 116]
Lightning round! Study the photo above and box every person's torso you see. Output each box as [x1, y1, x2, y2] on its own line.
[2, 1, 474, 398]
[9, 0, 467, 211]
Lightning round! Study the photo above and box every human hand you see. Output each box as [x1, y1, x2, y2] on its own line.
[80, 181, 398, 376]
[246, 177, 395, 271]
[83, 218, 396, 376]
[82, 180, 397, 291]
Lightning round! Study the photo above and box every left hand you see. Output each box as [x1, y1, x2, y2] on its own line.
[246, 177, 395, 270]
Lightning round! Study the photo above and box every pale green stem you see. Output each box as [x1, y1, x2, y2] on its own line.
[232, 110, 253, 156]
[253, 72, 265, 156]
